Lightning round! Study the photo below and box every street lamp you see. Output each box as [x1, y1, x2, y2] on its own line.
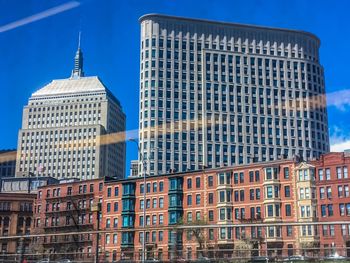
[129, 138, 147, 263]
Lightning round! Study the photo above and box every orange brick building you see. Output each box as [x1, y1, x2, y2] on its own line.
[0, 192, 35, 254]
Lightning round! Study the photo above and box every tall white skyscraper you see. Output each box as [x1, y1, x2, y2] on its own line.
[138, 14, 329, 176]
[16, 44, 126, 179]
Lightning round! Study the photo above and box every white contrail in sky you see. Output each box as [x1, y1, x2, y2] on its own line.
[0, 1, 80, 33]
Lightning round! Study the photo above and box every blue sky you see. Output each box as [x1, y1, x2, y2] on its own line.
[1, 0, 350, 174]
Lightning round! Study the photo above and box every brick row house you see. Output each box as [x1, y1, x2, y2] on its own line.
[312, 153, 350, 257]
[32, 178, 104, 261]
[31, 152, 350, 261]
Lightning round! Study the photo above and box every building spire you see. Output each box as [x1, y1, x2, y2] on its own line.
[71, 31, 84, 78]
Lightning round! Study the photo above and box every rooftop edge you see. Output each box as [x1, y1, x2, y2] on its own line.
[139, 13, 320, 45]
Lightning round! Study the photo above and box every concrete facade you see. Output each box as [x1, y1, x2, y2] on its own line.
[16, 47, 126, 180]
[138, 14, 329, 176]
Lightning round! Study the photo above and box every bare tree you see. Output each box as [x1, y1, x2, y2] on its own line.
[176, 218, 210, 258]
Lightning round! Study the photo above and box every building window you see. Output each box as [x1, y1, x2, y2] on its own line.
[240, 190, 245, 201]
[187, 178, 192, 189]
[344, 167, 348, 178]
[159, 182, 164, 192]
[187, 195, 192, 206]
[285, 186, 291, 197]
[107, 187, 112, 197]
[234, 173, 238, 184]
[339, 186, 344, 197]
[327, 187, 332, 198]
[159, 231, 163, 241]
[208, 176, 213, 187]
[328, 204, 334, 216]
[209, 210, 214, 221]
[285, 204, 291, 216]
[320, 187, 325, 199]
[196, 211, 201, 220]
[346, 204, 350, 215]
[107, 203, 111, 213]
[330, 225, 335, 236]
[208, 193, 213, 204]
[266, 186, 273, 198]
[249, 171, 254, 182]
[152, 182, 157, 192]
[318, 169, 324, 181]
[322, 225, 328, 236]
[250, 189, 254, 200]
[321, 205, 327, 217]
[340, 204, 345, 216]
[239, 172, 244, 183]
[114, 187, 119, 196]
[267, 205, 273, 217]
[284, 167, 289, 179]
[196, 177, 200, 188]
[256, 189, 261, 199]
[255, 171, 260, 182]
[140, 200, 144, 210]
[337, 167, 342, 179]
[209, 229, 214, 240]
[326, 168, 331, 180]
[196, 194, 201, 205]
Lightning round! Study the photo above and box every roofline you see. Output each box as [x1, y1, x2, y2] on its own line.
[105, 158, 295, 185]
[30, 76, 124, 110]
[139, 13, 320, 45]
[36, 177, 104, 190]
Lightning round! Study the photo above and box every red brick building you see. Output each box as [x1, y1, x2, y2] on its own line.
[312, 152, 350, 257]
[29, 152, 350, 261]
[99, 153, 350, 261]
[101, 159, 304, 261]
[32, 178, 104, 261]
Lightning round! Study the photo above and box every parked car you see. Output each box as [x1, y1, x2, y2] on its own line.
[283, 255, 306, 261]
[325, 253, 346, 260]
[56, 259, 73, 263]
[249, 256, 269, 262]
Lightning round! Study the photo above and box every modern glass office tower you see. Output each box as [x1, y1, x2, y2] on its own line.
[16, 45, 126, 179]
[138, 14, 329, 176]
